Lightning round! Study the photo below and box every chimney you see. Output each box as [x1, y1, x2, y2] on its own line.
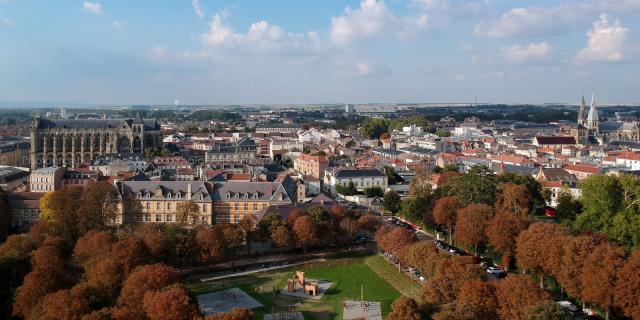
[187, 183, 192, 199]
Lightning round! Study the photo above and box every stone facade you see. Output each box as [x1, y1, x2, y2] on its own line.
[30, 115, 162, 169]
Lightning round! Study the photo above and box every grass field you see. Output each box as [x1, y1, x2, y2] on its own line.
[187, 254, 412, 320]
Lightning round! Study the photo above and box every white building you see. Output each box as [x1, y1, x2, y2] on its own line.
[323, 168, 387, 196]
[402, 125, 423, 136]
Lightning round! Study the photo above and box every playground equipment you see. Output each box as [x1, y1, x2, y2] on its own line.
[286, 271, 319, 296]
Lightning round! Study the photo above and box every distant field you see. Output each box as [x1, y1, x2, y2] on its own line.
[187, 254, 412, 320]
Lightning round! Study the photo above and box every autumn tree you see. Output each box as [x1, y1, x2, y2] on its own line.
[77, 181, 120, 234]
[40, 285, 92, 320]
[454, 279, 498, 320]
[421, 257, 485, 305]
[142, 286, 199, 320]
[486, 213, 530, 270]
[409, 168, 432, 199]
[222, 223, 245, 267]
[387, 296, 422, 320]
[356, 215, 380, 234]
[433, 196, 459, 244]
[195, 225, 226, 263]
[523, 300, 573, 320]
[238, 215, 257, 254]
[580, 243, 626, 320]
[44, 187, 84, 244]
[454, 204, 493, 254]
[556, 235, 599, 304]
[175, 200, 200, 226]
[115, 263, 180, 319]
[203, 307, 253, 320]
[0, 233, 41, 316]
[377, 227, 417, 262]
[13, 238, 70, 319]
[73, 230, 116, 270]
[404, 241, 443, 278]
[515, 223, 568, 289]
[496, 183, 532, 215]
[494, 275, 551, 320]
[293, 215, 318, 255]
[133, 224, 167, 257]
[615, 250, 640, 320]
[271, 225, 292, 248]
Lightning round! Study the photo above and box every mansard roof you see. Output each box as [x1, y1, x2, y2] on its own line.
[211, 181, 293, 203]
[36, 118, 160, 130]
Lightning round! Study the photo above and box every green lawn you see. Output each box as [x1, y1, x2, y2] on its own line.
[363, 255, 422, 300]
[186, 255, 405, 320]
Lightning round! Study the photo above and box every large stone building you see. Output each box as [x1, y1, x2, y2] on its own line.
[30, 115, 162, 169]
[576, 94, 640, 143]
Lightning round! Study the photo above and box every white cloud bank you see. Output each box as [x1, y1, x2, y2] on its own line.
[576, 14, 631, 63]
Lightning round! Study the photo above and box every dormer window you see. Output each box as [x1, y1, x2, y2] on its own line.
[245, 192, 249, 199]
[226, 192, 231, 199]
[137, 192, 142, 198]
[253, 192, 258, 199]
[235, 193, 239, 199]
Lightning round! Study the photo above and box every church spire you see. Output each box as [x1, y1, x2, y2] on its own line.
[577, 94, 587, 126]
[586, 93, 599, 134]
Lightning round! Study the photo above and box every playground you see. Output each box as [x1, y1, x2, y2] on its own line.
[188, 254, 415, 320]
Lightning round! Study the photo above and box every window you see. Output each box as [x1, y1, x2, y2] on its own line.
[156, 215, 161, 222]
[156, 202, 161, 210]
[167, 202, 172, 210]
[244, 203, 248, 211]
[234, 203, 239, 210]
[146, 202, 150, 210]
[253, 203, 258, 210]
[145, 214, 151, 222]
[166, 214, 172, 222]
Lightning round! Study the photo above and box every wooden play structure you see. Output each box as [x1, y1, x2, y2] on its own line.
[286, 271, 319, 296]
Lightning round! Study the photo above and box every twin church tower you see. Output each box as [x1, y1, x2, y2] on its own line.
[577, 94, 599, 134]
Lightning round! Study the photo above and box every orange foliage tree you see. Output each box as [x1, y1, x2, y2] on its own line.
[615, 250, 640, 320]
[40, 285, 92, 320]
[494, 275, 551, 320]
[387, 296, 422, 320]
[203, 307, 253, 320]
[432, 196, 459, 244]
[454, 204, 493, 255]
[114, 263, 180, 319]
[142, 286, 199, 320]
[73, 230, 116, 270]
[515, 223, 568, 288]
[495, 183, 532, 215]
[580, 243, 626, 320]
[421, 257, 485, 305]
[486, 213, 530, 270]
[292, 215, 318, 255]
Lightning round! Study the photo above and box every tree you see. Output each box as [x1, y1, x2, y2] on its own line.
[554, 189, 580, 222]
[44, 187, 84, 245]
[258, 213, 282, 241]
[494, 275, 551, 320]
[307, 206, 330, 225]
[404, 241, 443, 278]
[195, 226, 226, 263]
[376, 227, 417, 262]
[399, 196, 429, 222]
[293, 216, 318, 255]
[356, 215, 380, 233]
[73, 230, 116, 270]
[238, 215, 258, 255]
[116, 263, 180, 319]
[421, 257, 485, 305]
[609, 209, 640, 247]
[363, 186, 384, 198]
[271, 225, 292, 248]
[556, 235, 599, 303]
[515, 223, 568, 289]
[142, 287, 199, 320]
[454, 279, 499, 320]
[387, 296, 422, 320]
[382, 190, 401, 213]
[133, 224, 167, 257]
[496, 183, 532, 216]
[433, 196, 459, 244]
[579, 243, 626, 320]
[486, 213, 530, 270]
[77, 181, 119, 234]
[13, 238, 69, 319]
[576, 174, 623, 232]
[359, 118, 389, 139]
[40, 286, 92, 320]
[222, 223, 244, 267]
[383, 165, 403, 185]
[524, 300, 573, 320]
[203, 307, 253, 320]
[615, 250, 640, 320]
[335, 182, 357, 196]
[438, 168, 497, 206]
[38, 191, 55, 220]
[454, 204, 493, 255]
[409, 168, 432, 199]
[175, 200, 200, 226]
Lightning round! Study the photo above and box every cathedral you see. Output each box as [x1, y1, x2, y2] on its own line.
[30, 115, 162, 169]
[576, 94, 640, 144]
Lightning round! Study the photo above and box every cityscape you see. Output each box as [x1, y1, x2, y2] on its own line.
[1, 1, 640, 320]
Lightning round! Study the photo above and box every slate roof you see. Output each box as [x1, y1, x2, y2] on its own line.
[37, 118, 160, 130]
[333, 168, 385, 178]
[119, 181, 212, 202]
[211, 181, 293, 203]
[535, 136, 577, 145]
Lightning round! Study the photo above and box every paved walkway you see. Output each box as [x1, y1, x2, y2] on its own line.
[199, 258, 327, 282]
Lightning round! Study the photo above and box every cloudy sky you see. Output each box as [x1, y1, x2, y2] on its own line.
[0, 0, 639, 105]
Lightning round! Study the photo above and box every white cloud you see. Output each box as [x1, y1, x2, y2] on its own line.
[576, 14, 630, 63]
[357, 61, 374, 75]
[474, 4, 592, 38]
[0, 12, 10, 28]
[329, 0, 429, 45]
[201, 14, 235, 47]
[112, 20, 124, 30]
[149, 45, 167, 60]
[192, 0, 204, 19]
[83, 1, 102, 14]
[501, 42, 554, 63]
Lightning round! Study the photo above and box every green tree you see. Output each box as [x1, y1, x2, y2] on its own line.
[383, 190, 401, 214]
[359, 118, 389, 139]
[399, 197, 429, 222]
[555, 189, 580, 222]
[576, 174, 623, 232]
[363, 186, 384, 198]
[439, 167, 497, 206]
[335, 182, 357, 196]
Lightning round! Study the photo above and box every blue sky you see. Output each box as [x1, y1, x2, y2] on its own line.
[1, 0, 639, 105]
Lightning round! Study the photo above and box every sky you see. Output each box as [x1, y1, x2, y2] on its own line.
[1, 0, 640, 106]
